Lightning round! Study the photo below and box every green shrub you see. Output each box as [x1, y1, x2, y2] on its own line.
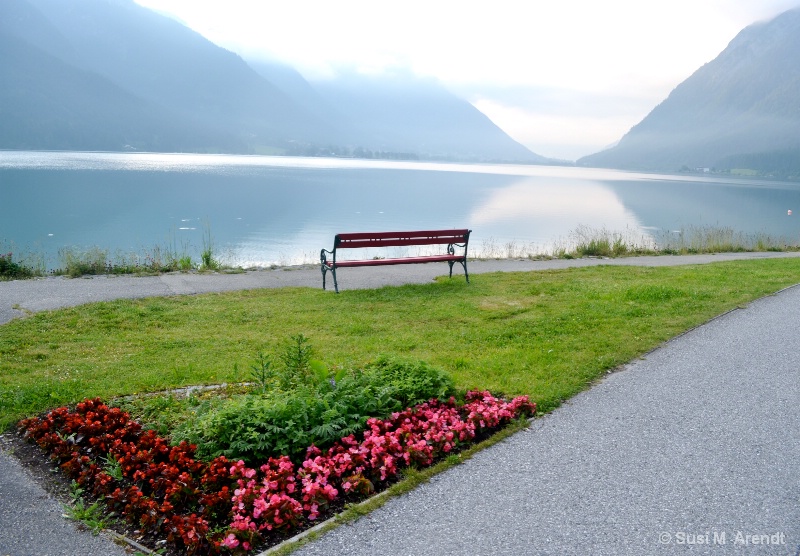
[362, 354, 456, 408]
[173, 355, 456, 464]
[0, 252, 37, 279]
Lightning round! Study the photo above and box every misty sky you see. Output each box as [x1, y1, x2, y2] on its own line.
[134, 0, 800, 160]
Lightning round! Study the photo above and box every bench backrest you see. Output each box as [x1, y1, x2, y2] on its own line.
[334, 229, 470, 250]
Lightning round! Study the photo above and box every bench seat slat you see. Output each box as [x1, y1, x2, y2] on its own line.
[325, 254, 465, 268]
[336, 229, 469, 241]
[336, 230, 469, 250]
[337, 237, 465, 249]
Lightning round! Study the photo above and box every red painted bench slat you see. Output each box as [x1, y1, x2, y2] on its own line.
[327, 254, 464, 268]
[320, 229, 471, 292]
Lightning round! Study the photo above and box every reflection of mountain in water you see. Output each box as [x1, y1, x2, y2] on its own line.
[468, 177, 645, 247]
[604, 178, 800, 238]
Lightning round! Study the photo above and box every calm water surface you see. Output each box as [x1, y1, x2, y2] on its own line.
[1, 151, 799, 268]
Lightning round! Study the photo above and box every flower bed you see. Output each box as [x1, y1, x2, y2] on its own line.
[18, 392, 535, 554]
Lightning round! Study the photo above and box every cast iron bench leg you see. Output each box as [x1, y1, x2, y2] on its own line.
[321, 265, 340, 293]
[332, 267, 339, 293]
[448, 259, 468, 282]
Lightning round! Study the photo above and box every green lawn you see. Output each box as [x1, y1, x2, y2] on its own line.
[2, 258, 799, 430]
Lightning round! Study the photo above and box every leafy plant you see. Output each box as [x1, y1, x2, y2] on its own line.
[102, 453, 124, 481]
[363, 355, 456, 408]
[174, 354, 457, 464]
[278, 334, 314, 389]
[249, 352, 276, 394]
[62, 481, 108, 535]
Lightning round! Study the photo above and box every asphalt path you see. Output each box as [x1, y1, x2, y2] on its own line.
[1, 252, 799, 555]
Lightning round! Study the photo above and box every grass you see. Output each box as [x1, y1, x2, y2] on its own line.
[3, 258, 800, 432]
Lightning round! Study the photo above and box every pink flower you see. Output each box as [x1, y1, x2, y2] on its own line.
[221, 533, 239, 549]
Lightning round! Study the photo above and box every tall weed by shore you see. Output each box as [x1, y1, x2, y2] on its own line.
[56, 245, 190, 277]
[655, 226, 791, 254]
[200, 220, 221, 270]
[474, 225, 799, 261]
[568, 225, 655, 257]
[0, 250, 45, 279]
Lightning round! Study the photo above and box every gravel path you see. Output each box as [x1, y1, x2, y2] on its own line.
[1, 252, 799, 555]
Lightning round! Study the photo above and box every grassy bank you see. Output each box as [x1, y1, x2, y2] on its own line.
[0, 226, 224, 279]
[3, 258, 800, 430]
[478, 225, 800, 260]
[4, 225, 800, 280]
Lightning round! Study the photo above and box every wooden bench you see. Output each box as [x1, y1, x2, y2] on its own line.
[320, 229, 471, 293]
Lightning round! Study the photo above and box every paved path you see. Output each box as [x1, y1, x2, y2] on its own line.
[1, 252, 799, 555]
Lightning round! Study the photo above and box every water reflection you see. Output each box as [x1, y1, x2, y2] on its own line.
[604, 178, 800, 238]
[468, 177, 646, 250]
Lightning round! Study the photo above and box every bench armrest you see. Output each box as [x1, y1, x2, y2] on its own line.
[320, 247, 335, 267]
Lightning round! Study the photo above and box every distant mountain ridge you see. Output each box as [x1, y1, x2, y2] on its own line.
[0, 0, 547, 163]
[579, 8, 800, 175]
[248, 61, 547, 162]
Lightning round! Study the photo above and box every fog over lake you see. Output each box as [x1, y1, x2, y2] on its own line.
[1, 151, 798, 269]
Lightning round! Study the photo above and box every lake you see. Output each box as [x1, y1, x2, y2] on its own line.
[1, 151, 799, 269]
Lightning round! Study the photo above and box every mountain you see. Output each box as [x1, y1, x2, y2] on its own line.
[21, 0, 340, 149]
[249, 61, 549, 163]
[1, 0, 546, 162]
[310, 72, 549, 163]
[579, 8, 800, 175]
[0, 30, 241, 152]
